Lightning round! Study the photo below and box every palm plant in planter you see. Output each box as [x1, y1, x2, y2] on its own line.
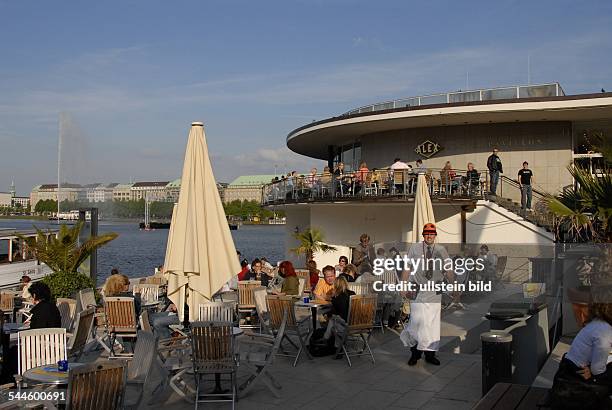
[290, 227, 336, 266]
[18, 222, 118, 299]
[546, 151, 612, 327]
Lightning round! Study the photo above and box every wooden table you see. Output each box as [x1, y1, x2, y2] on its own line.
[474, 383, 550, 409]
[295, 299, 331, 331]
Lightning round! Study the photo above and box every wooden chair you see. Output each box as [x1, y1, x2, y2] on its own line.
[198, 301, 235, 323]
[392, 170, 405, 194]
[348, 282, 371, 295]
[0, 293, 14, 323]
[17, 328, 67, 384]
[191, 321, 238, 410]
[68, 307, 95, 360]
[103, 297, 138, 358]
[295, 270, 311, 293]
[143, 276, 166, 286]
[57, 298, 77, 332]
[132, 284, 160, 305]
[252, 287, 270, 334]
[124, 330, 159, 410]
[339, 295, 377, 367]
[65, 361, 127, 410]
[266, 295, 312, 367]
[239, 309, 287, 398]
[237, 281, 260, 329]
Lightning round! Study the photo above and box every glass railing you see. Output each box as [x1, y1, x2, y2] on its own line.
[344, 83, 565, 116]
[261, 168, 488, 205]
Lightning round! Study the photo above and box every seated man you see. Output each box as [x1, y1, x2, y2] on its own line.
[313, 265, 336, 301]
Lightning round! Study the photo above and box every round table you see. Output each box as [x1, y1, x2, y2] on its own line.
[22, 363, 84, 386]
[295, 299, 331, 331]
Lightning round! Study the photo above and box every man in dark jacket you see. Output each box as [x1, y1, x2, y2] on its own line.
[27, 282, 62, 329]
[486, 148, 503, 195]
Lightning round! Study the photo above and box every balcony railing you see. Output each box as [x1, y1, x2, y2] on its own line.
[343, 83, 565, 116]
[261, 168, 488, 205]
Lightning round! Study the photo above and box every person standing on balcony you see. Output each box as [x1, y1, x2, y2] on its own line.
[390, 158, 409, 193]
[518, 161, 534, 211]
[487, 148, 503, 195]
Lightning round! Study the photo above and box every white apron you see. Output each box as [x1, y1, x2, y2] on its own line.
[400, 301, 441, 351]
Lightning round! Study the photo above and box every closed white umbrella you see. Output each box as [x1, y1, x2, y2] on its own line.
[164, 122, 240, 321]
[411, 174, 436, 242]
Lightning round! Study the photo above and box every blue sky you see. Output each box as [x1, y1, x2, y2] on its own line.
[1, 0, 611, 195]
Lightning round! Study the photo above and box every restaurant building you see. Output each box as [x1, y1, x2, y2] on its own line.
[264, 83, 612, 266]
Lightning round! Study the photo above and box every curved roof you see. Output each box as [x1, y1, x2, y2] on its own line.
[229, 175, 277, 187]
[287, 92, 612, 160]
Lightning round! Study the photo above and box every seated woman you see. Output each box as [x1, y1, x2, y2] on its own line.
[339, 263, 358, 283]
[27, 282, 61, 329]
[323, 277, 356, 356]
[277, 261, 300, 296]
[335, 255, 348, 276]
[307, 259, 320, 290]
[550, 290, 612, 409]
[104, 274, 141, 317]
[244, 258, 273, 287]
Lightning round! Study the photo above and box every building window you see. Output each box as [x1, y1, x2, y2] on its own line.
[332, 142, 362, 171]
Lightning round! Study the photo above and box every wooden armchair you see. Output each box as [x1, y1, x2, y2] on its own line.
[65, 361, 127, 410]
[67, 307, 95, 360]
[239, 309, 287, 398]
[348, 282, 371, 295]
[123, 330, 158, 410]
[57, 298, 77, 332]
[16, 328, 67, 385]
[339, 295, 377, 367]
[191, 321, 237, 409]
[132, 284, 160, 304]
[103, 297, 138, 358]
[0, 293, 14, 323]
[237, 281, 260, 329]
[198, 302, 235, 323]
[266, 295, 312, 367]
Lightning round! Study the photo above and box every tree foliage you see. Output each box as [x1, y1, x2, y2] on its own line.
[290, 227, 336, 264]
[18, 221, 118, 273]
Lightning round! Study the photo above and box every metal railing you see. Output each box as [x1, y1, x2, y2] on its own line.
[343, 83, 564, 116]
[497, 176, 555, 230]
[261, 168, 488, 205]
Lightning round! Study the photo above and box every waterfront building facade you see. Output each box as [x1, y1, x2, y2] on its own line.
[264, 83, 612, 266]
[11, 196, 30, 209]
[166, 179, 182, 202]
[224, 175, 276, 203]
[0, 193, 11, 208]
[111, 183, 133, 201]
[130, 181, 170, 201]
[30, 183, 82, 210]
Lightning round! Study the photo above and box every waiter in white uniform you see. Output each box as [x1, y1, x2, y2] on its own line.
[400, 223, 453, 366]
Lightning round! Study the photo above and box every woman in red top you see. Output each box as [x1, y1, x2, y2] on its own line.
[237, 259, 250, 281]
[306, 259, 321, 289]
[354, 161, 369, 194]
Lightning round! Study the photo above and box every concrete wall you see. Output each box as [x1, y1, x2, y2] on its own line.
[361, 121, 573, 197]
[285, 200, 554, 270]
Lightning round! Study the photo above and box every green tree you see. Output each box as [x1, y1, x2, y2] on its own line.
[290, 227, 337, 265]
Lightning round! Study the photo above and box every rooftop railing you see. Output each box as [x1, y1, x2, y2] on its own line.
[344, 83, 565, 116]
[261, 168, 487, 206]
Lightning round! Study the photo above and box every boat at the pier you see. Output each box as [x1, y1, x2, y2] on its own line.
[0, 228, 57, 289]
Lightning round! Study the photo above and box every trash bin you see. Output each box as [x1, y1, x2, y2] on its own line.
[481, 331, 513, 396]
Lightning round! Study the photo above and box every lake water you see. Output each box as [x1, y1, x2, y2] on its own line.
[0, 219, 286, 284]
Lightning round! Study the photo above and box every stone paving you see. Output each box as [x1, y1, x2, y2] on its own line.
[145, 332, 483, 410]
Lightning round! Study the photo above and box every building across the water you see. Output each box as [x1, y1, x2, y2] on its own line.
[224, 175, 277, 203]
[263, 83, 612, 267]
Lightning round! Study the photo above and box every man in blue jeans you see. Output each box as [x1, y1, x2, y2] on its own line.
[518, 161, 534, 211]
[487, 148, 503, 195]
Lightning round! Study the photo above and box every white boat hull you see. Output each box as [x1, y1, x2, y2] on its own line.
[0, 261, 53, 289]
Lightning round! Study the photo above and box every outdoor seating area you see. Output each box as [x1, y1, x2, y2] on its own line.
[262, 168, 487, 205]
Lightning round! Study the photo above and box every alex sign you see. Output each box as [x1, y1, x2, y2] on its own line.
[415, 139, 442, 158]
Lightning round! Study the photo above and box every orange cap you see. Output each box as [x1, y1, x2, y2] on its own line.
[422, 223, 437, 235]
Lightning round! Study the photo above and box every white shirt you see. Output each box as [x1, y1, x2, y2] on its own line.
[565, 319, 612, 375]
[390, 161, 409, 170]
